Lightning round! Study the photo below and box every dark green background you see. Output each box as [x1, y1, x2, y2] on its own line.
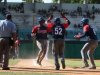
[19, 41, 100, 59]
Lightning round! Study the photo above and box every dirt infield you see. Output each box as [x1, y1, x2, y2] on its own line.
[1, 59, 100, 75]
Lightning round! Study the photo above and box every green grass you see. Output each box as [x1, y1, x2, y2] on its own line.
[65, 59, 82, 67]
[95, 60, 100, 67]
[49, 59, 82, 67]
[49, 59, 100, 67]
[66, 59, 100, 67]
[0, 72, 63, 75]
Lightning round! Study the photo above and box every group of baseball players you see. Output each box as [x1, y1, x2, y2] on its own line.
[31, 12, 98, 70]
[0, 12, 98, 70]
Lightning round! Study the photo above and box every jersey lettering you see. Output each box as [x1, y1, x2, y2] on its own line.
[54, 27, 63, 35]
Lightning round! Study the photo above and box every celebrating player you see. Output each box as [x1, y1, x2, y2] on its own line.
[47, 13, 70, 70]
[74, 18, 98, 69]
[31, 17, 48, 65]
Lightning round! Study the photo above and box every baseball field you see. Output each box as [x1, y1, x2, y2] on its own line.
[0, 59, 100, 75]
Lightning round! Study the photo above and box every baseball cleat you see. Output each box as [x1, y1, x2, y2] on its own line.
[2, 67, 10, 70]
[88, 66, 96, 69]
[37, 60, 42, 65]
[80, 65, 89, 68]
[55, 63, 60, 70]
[55, 66, 60, 70]
[61, 60, 66, 69]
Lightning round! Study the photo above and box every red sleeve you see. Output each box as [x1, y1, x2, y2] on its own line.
[63, 23, 69, 28]
[83, 25, 89, 32]
[62, 16, 70, 28]
[32, 26, 39, 33]
[47, 23, 54, 32]
[62, 16, 68, 21]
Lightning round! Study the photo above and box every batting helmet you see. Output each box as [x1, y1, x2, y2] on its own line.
[38, 17, 45, 23]
[54, 17, 61, 24]
[81, 18, 89, 24]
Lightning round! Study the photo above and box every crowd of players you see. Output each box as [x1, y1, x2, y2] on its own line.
[31, 12, 98, 70]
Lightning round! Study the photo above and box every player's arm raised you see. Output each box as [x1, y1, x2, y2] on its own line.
[47, 14, 53, 22]
[46, 14, 54, 33]
[61, 12, 70, 28]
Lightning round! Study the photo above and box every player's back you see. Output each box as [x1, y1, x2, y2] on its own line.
[87, 26, 98, 40]
[52, 24, 65, 39]
[36, 25, 48, 40]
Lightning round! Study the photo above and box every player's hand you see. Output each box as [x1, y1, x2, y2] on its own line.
[74, 35, 80, 39]
[47, 14, 53, 22]
[31, 33, 36, 37]
[50, 14, 53, 19]
[60, 12, 65, 18]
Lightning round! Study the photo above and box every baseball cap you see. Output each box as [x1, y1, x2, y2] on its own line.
[6, 14, 12, 20]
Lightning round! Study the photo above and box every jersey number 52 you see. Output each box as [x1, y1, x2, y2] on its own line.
[54, 27, 62, 35]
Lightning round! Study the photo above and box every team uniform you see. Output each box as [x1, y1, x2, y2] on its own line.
[47, 16, 70, 70]
[10, 35, 20, 59]
[45, 19, 54, 60]
[52, 24, 66, 70]
[9, 38, 15, 59]
[32, 24, 48, 65]
[75, 18, 98, 69]
[14, 39, 20, 58]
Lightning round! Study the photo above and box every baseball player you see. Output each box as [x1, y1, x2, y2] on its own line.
[9, 38, 15, 59]
[10, 33, 20, 59]
[14, 37, 20, 58]
[47, 13, 70, 70]
[31, 17, 48, 65]
[74, 18, 98, 69]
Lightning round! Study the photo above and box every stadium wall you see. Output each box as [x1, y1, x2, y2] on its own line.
[19, 41, 100, 59]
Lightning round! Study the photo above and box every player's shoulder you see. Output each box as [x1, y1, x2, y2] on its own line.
[33, 25, 40, 28]
[83, 25, 90, 31]
[84, 25, 89, 28]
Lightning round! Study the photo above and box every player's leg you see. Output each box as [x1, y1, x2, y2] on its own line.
[81, 42, 90, 68]
[59, 40, 65, 69]
[36, 40, 43, 65]
[53, 40, 60, 70]
[87, 40, 98, 69]
[44, 40, 49, 60]
[11, 45, 16, 59]
[15, 48, 18, 58]
[9, 39, 15, 59]
[14, 43, 19, 58]
[0, 39, 4, 67]
[15, 45, 19, 58]
[9, 46, 14, 58]
[87, 49, 95, 69]
[38, 40, 47, 64]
